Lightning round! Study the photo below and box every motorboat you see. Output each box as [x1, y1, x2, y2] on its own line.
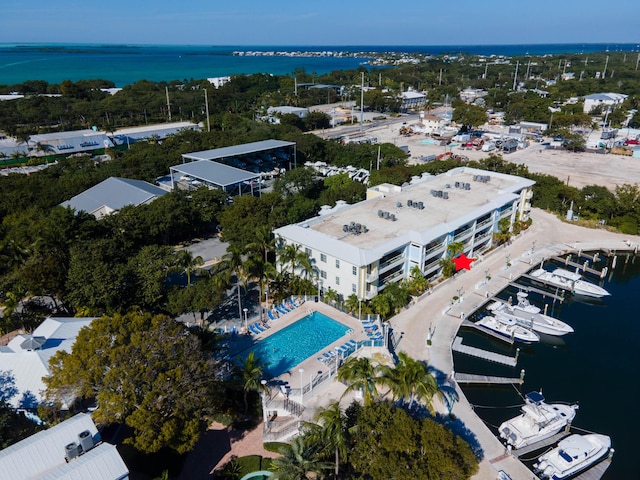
[499, 391, 578, 449]
[530, 268, 610, 298]
[487, 292, 574, 336]
[475, 315, 540, 343]
[534, 433, 611, 479]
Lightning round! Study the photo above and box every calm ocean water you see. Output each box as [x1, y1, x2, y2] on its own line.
[1, 43, 639, 87]
[456, 253, 640, 479]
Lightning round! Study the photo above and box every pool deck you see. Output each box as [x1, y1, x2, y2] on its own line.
[225, 300, 375, 389]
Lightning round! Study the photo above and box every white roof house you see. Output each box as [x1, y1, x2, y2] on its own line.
[583, 92, 628, 113]
[0, 413, 129, 480]
[0, 317, 95, 409]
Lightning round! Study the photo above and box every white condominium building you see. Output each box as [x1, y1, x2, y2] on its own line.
[274, 167, 534, 300]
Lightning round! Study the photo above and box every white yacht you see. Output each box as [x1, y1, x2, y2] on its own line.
[534, 433, 611, 479]
[530, 268, 610, 298]
[487, 292, 574, 336]
[476, 315, 540, 343]
[499, 391, 578, 449]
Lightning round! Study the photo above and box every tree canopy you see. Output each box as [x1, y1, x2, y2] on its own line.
[44, 312, 223, 454]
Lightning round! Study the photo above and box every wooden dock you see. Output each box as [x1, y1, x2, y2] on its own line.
[573, 459, 612, 480]
[452, 336, 518, 366]
[509, 280, 566, 302]
[549, 256, 604, 278]
[454, 373, 523, 385]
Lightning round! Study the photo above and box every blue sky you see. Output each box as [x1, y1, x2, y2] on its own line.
[1, 0, 638, 46]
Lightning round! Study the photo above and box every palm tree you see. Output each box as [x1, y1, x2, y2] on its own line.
[246, 224, 275, 263]
[378, 352, 444, 412]
[222, 244, 247, 319]
[408, 265, 429, 294]
[323, 287, 339, 305]
[344, 293, 360, 315]
[272, 436, 332, 480]
[278, 243, 310, 277]
[237, 351, 268, 414]
[309, 401, 350, 478]
[337, 356, 380, 406]
[173, 249, 203, 285]
[369, 293, 391, 319]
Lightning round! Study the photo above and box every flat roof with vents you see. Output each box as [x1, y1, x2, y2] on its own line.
[275, 167, 534, 265]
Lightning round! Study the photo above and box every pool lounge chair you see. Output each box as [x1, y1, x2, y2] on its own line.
[249, 324, 261, 335]
[335, 345, 347, 353]
[267, 310, 277, 321]
[275, 305, 288, 315]
[346, 339, 357, 347]
[279, 302, 291, 312]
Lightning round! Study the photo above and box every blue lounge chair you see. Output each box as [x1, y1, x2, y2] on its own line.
[249, 324, 260, 335]
[275, 305, 287, 315]
[335, 345, 347, 353]
[267, 310, 276, 321]
[346, 339, 357, 347]
[279, 302, 291, 312]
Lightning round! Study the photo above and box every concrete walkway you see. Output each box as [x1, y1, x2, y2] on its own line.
[391, 208, 640, 480]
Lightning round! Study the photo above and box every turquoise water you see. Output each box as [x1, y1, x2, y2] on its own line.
[246, 311, 349, 378]
[455, 253, 640, 479]
[1, 43, 639, 86]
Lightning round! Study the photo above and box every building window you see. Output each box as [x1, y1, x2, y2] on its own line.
[336, 259, 340, 269]
[352, 283, 357, 293]
[320, 270, 327, 279]
[320, 253, 327, 263]
[352, 266, 357, 275]
[336, 277, 340, 285]
[305, 248, 311, 256]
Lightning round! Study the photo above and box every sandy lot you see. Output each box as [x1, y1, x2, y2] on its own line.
[330, 120, 640, 191]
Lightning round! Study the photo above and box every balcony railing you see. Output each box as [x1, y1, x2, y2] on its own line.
[379, 269, 404, 286]
[379, 254, 404, 273]
[366, 271, 378, 282]
[453, 229, 474, 243]
[424, 242, 445, 257]
[476, 217, 494, 229]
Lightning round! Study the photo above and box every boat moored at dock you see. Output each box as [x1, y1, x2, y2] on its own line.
[534, 433, 611, 479]
[487, 292, 574, 336]
[499, 391, 578, 449]
[530, 267, 610, 298]
[475, 315, 540, 343]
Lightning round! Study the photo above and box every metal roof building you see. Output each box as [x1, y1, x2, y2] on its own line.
[60, 177, 168, 219]
[275, 167, 534, 300]
[0, 413, 129, 480]
[0, 317, 96, 409]
[29, 129, 114, 156]
[110, 121, 199, 147]
[169, 160, 261, 196]
[181, 139, 297, 171]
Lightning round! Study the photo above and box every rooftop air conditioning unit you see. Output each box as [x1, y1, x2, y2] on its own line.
[78, 430, 95, 453]
[343, 225, 349, 232]
[455, 181, 460, 188]
[377, 210, 383, 217]
[65, 442, 81, 462]
[418, 201, 424, 209]
[390, 214, 396, 221]
[407, 199, 413, 207]
[465, 183, 471, 190]
[396, 202, 402, 208]
[443, 191, 449, 200]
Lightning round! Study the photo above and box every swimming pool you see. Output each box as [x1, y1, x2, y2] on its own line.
[245, 311, 349, 378]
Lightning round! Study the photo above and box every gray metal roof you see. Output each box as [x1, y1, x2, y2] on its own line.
[182, 139, 295, 162]
[60, 177, 167, 216]
[0, 413, 129, 480]
[29, 130, 114, 155]
[170, 160, 259, 187]
[110, 122, 199, 146]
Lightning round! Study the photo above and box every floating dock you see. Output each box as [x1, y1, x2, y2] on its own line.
[513, 431, 570, 458]
[452, 335, 518, 366]
[454, 373, 522, 385]
[549, 255, 604, 278]
[509, 279, 566, 301]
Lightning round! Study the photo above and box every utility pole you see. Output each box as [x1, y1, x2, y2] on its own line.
[165, 86, 171, 122]
[603, 55, 609, 78]
[294, 77, 297, 96]
[636, 53, 640, 71]
[525, 60, 531, 81]
[483, 62, 488, 79]
[204, 89, 210, 132]
[439, 69, 443, 86]
[512, 61, 519, 91]
[360, 72, 364, 132]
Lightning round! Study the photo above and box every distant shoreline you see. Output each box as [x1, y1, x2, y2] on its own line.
[1, 42, 638, 87]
